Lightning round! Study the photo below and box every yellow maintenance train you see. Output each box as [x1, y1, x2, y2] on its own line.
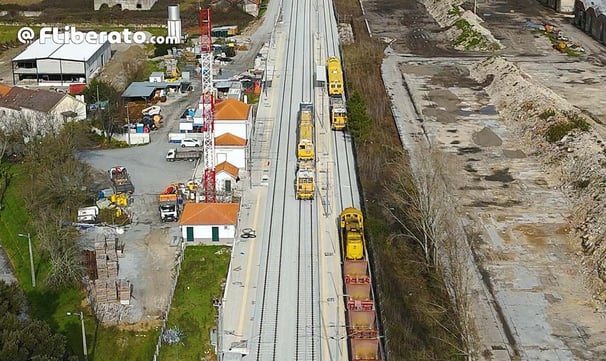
[327, 56, 344, 97]
[295, 103, 315, 200]
[326, 57, 348, 130]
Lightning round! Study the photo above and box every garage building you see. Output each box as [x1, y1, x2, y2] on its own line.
[12, 36, 111, 86]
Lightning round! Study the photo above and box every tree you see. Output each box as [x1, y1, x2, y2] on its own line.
[0, 281, 77, 361]
[82, 79, 122, 142]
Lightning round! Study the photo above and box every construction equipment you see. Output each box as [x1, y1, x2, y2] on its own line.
[297, 102, 315, 161]
[166, 148, 203, 162]
[109, 193, 129, 207]
[159, 193, 179, 222]
[330, 96, 348, 130]
[295, 161, 315, 200]
[326, 56, 344, 97]
[108, 166, 134, 194]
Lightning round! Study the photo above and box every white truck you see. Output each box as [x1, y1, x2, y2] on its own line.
[166, 148, 203, 162]
[159, 193, 179, 222]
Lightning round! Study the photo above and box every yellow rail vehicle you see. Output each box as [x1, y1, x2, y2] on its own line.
[295, 161, 315, 200]
[327, 57, 344, 97]
[297, 103, 315, 161]
[339, 207, 365, 260]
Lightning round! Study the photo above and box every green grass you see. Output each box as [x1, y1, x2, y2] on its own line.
[0, 163, 159, 361]
[159, 245, 231, 360]
[0, 25, 41, 43]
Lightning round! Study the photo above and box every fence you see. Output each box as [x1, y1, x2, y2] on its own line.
[152, 239, 186, 361]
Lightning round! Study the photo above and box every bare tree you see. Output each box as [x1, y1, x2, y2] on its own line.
[385, 146, 449, 267]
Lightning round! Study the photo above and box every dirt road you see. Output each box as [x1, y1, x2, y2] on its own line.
[366, 0, 606, 358]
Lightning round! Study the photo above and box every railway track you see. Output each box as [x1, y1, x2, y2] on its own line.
[254, 0, 320, 358]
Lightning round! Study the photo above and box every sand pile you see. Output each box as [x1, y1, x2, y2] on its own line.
[469, 56, 606, 298]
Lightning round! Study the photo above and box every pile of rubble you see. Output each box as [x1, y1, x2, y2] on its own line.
[469, 55, 606, 299]
[419, 0, 502, 50]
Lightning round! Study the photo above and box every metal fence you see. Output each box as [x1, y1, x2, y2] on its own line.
[152, 240, 186, 361]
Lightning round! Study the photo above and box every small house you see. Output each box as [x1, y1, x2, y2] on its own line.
[179, 202, 240, 244]
[215, 161, 240, 193]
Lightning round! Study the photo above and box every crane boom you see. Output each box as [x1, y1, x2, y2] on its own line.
[199, 7, 217, 203]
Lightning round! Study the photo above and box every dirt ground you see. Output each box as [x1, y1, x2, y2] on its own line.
[363, 0, 606, 358]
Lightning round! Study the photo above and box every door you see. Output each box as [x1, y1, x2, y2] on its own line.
[225, 179, 232, 193]
[186, 227, 194, 242]
[212, 227, 219, 242]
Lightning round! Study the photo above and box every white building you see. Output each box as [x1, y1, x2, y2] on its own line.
[215, 161, 240, 193]
[0, 85, 86, 134]
[214, 98, 253, 139]
[12, 35, 111, 86]
[215, 133, 247, 169]
[179, 202, 239, 244]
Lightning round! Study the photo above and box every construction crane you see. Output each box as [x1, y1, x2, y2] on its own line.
[199, 7, 217, 203]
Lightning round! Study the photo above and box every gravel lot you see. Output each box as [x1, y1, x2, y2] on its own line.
[79, 75, 204, 326]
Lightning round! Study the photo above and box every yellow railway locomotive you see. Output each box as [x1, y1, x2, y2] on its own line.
[327, 57, 348, 130]
[339, 207, 365, 260]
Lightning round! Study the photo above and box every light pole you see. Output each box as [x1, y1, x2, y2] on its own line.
[125, 104, 131, 146]
[67, 311, 88, 361]
[17, 233, 35, 288]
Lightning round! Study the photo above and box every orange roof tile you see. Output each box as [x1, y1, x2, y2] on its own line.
[215, 161, 240, 178]
[0, 84, 12, 96]
[214, 98, 251, 120]
[179, 202, 240, 225]
[215, 132, 246, 146]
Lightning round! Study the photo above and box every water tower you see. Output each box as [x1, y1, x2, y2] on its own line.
[167, 5, 182, 43]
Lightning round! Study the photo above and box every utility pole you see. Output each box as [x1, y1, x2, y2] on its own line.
[125, 104, 131, 146]
[67, 311, 88, 361]
[17, 233, 35, 288]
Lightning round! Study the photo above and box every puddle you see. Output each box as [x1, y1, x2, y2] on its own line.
[458, 146, 482, 155]
[503, 149, 526, 159]
[485, 168, 514, 183]
[464, 164, 478, 173]
[469, 199, 522, 207]
[473, 127, 503, 147]
[513, 224, 547, 248]
[479, 104, 497, 115]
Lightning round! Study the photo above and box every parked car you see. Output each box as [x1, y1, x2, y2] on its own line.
[181, 138, 202, 148]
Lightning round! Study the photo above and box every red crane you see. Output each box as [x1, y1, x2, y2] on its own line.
[199, 8, 217, 203]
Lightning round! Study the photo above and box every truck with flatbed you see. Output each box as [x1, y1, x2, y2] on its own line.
[108, 166, 135, 194]
[166, 148, 203, 162]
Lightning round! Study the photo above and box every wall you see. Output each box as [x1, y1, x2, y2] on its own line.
[180, 224, 236, 245]
[54, 95, 87, 120]
[215, 121, 247, 139]
[216, 147, 246, 168]
[216, 172, 237, 192]
[86, 42, 112, 82]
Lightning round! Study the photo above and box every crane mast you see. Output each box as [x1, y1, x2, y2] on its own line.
[199, 8, 217, 203]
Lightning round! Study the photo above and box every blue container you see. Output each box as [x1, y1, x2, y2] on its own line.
[136, 123, 144, 134]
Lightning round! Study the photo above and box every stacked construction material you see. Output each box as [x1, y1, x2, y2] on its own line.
[339, 207, 382, 361]
[93, 233, 126, 306]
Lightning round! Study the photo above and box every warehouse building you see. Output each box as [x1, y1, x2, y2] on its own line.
[11, 36, 111, 86]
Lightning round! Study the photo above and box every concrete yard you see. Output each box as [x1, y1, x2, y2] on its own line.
[366, 0, 606, 357]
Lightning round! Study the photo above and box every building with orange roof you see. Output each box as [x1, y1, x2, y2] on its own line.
[179, 202, 240, 244]
[214, 98, 253, 140]
[215, 161, 240, 193]
[215, 132, 247, 169]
